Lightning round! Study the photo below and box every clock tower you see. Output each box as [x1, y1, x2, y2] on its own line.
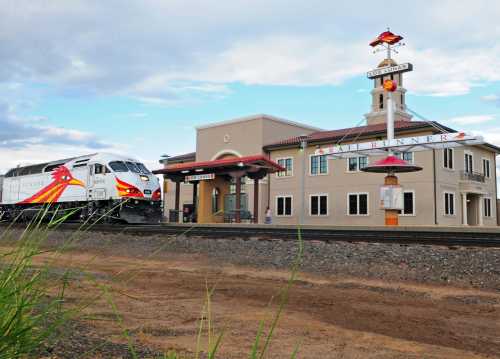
[364, 58, 412, 125]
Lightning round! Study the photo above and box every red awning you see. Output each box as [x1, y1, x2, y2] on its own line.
[361, 155, 422, 173]
[153, 154, 285, 175]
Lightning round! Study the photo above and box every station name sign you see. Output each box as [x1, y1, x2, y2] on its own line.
[185, 173, 215, 182]
[367, 63, 413, 79]
[315, 132, 484, 156]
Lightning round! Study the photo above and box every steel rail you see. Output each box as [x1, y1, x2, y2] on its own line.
[6, 223, 498, 248]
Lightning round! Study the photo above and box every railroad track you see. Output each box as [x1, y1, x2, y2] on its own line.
[19, 222, 500, 248]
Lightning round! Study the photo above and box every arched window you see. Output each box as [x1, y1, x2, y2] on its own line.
[211, 188, 220, 214]
[379, 94, 384, 109]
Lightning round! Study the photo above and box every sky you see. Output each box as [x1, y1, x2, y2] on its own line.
[1, 0, 500, 175]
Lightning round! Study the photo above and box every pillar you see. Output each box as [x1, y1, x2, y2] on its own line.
[462, 193, 468, 226]
[235, 176, 241, 223]
[478, 195, 484, 226]
[253, 178, 259, 223]
[174, 180, 181, 223]
[384, 174, 399, 226]
[192, 181, 198, 223]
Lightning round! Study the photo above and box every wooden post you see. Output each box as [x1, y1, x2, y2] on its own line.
[192, 181, 198, 223]
[384, 174, 399, 226]
[235, 176, 241, 223]
[175, 180, 181, 223]
[253, 178, 259, 223]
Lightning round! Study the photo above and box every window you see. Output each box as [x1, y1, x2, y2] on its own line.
[109, 161, 129, 172]
[136, 163, 151, 174]
[482, 158, 491, 178]
[464, 152, 473, 173]
[94, 164, 104, 174]
[348, 193, 368, 215]
[211, 188, 220, 214]
[229, 177, 246, 194]
[394, 151, 413, 163]
[379, 94, 384, 109]
[125, 161, 141, 173]
[443, 148, 454, 169]
[401, 191, 415, 216]
[276, 196, 292, 216]
[484, 198, 492, 217]
[310, 155, 328, 175]
[347, 156, 368, 172]
[310, 194, 328, 216]
[444, 192, 455, 216]
[277, 158, 293, 177]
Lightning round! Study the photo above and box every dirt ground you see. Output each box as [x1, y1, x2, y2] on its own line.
[24, 244, 500, 359]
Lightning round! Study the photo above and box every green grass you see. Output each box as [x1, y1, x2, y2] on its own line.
[0, 206, 81, 358]
[0, 208, 304, 358]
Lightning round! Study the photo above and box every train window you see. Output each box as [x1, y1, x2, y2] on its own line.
[135, 163, 151, 174]
[109, 161, 129, 172]
[94, 164, 104, 174]
[45, 164, 63, 172]
[125, 161, 141, 173]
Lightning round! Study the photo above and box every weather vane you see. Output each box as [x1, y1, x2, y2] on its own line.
[369, 28, 406, 59]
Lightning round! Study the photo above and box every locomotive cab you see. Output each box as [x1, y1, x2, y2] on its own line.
[0, 152, 163, 224]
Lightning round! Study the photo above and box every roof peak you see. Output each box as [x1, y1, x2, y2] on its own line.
[195, 113, 323, 132]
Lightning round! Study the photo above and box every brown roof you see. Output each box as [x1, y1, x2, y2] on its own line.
[166, 152, 196, 164]
[153, 154, 284, 175]
[263, 121, 456, 149]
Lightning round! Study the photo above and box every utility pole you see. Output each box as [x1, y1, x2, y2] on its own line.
[298, 135, 308, 226]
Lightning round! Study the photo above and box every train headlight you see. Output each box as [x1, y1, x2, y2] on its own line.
[140, 175, 149, 181]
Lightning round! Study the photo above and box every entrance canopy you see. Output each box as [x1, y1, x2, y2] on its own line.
[153, 154, 285, 224]
[153, 154, 284, 181]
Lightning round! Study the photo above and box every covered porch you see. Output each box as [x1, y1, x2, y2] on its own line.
[153, 155, 284, 224]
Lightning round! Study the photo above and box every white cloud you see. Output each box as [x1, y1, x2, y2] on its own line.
[1, 1, 500, 101]
[0, 100, 115, 173]
[447, 114, 496, 125]
[482, 94, 500, 102]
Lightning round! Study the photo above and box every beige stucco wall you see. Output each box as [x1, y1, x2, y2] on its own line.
[196, 116, 317, 161]
[163, 115, 498, 227]
[268, 133, 498, 226]
[164, 116, 315, 223]
[435, 146, 497, 226]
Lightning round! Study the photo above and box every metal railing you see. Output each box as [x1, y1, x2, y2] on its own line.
[460, 170, 485, 183]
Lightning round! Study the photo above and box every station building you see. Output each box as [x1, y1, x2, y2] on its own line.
[155, 58, 500, 227]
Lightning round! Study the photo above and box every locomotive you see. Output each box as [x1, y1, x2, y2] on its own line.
[0, 153, 162, 224]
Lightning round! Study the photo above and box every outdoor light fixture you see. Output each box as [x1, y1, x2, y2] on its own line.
[195, 168, 204, 172]
[159, 154, 170, 165]
[181, 170, 190, 174]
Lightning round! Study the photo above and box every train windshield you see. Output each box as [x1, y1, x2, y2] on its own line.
[125, 161, 141, 173]
[135, 163, 151, 174]
[109, 161, 129, 172]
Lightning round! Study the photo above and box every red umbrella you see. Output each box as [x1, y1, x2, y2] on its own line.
[361, 155, 422, 173]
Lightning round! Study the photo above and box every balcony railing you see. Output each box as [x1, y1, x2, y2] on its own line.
[460, 170, 485, 183]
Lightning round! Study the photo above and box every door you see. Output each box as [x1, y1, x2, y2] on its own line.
[466, 194, 478, 226]
[224, 193, 248, 212]
[87, 164, 107, 201]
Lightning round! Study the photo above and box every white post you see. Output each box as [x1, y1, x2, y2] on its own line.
[387, 91, 394, 155]
[478, 195, 484, 226]
[299, 137, 307, 227]
[462, 193, 468, 226]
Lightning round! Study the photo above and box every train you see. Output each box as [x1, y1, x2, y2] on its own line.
[0, 153, 162, 224]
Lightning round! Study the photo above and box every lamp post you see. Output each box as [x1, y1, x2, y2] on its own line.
[298, 134, 308, 226]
